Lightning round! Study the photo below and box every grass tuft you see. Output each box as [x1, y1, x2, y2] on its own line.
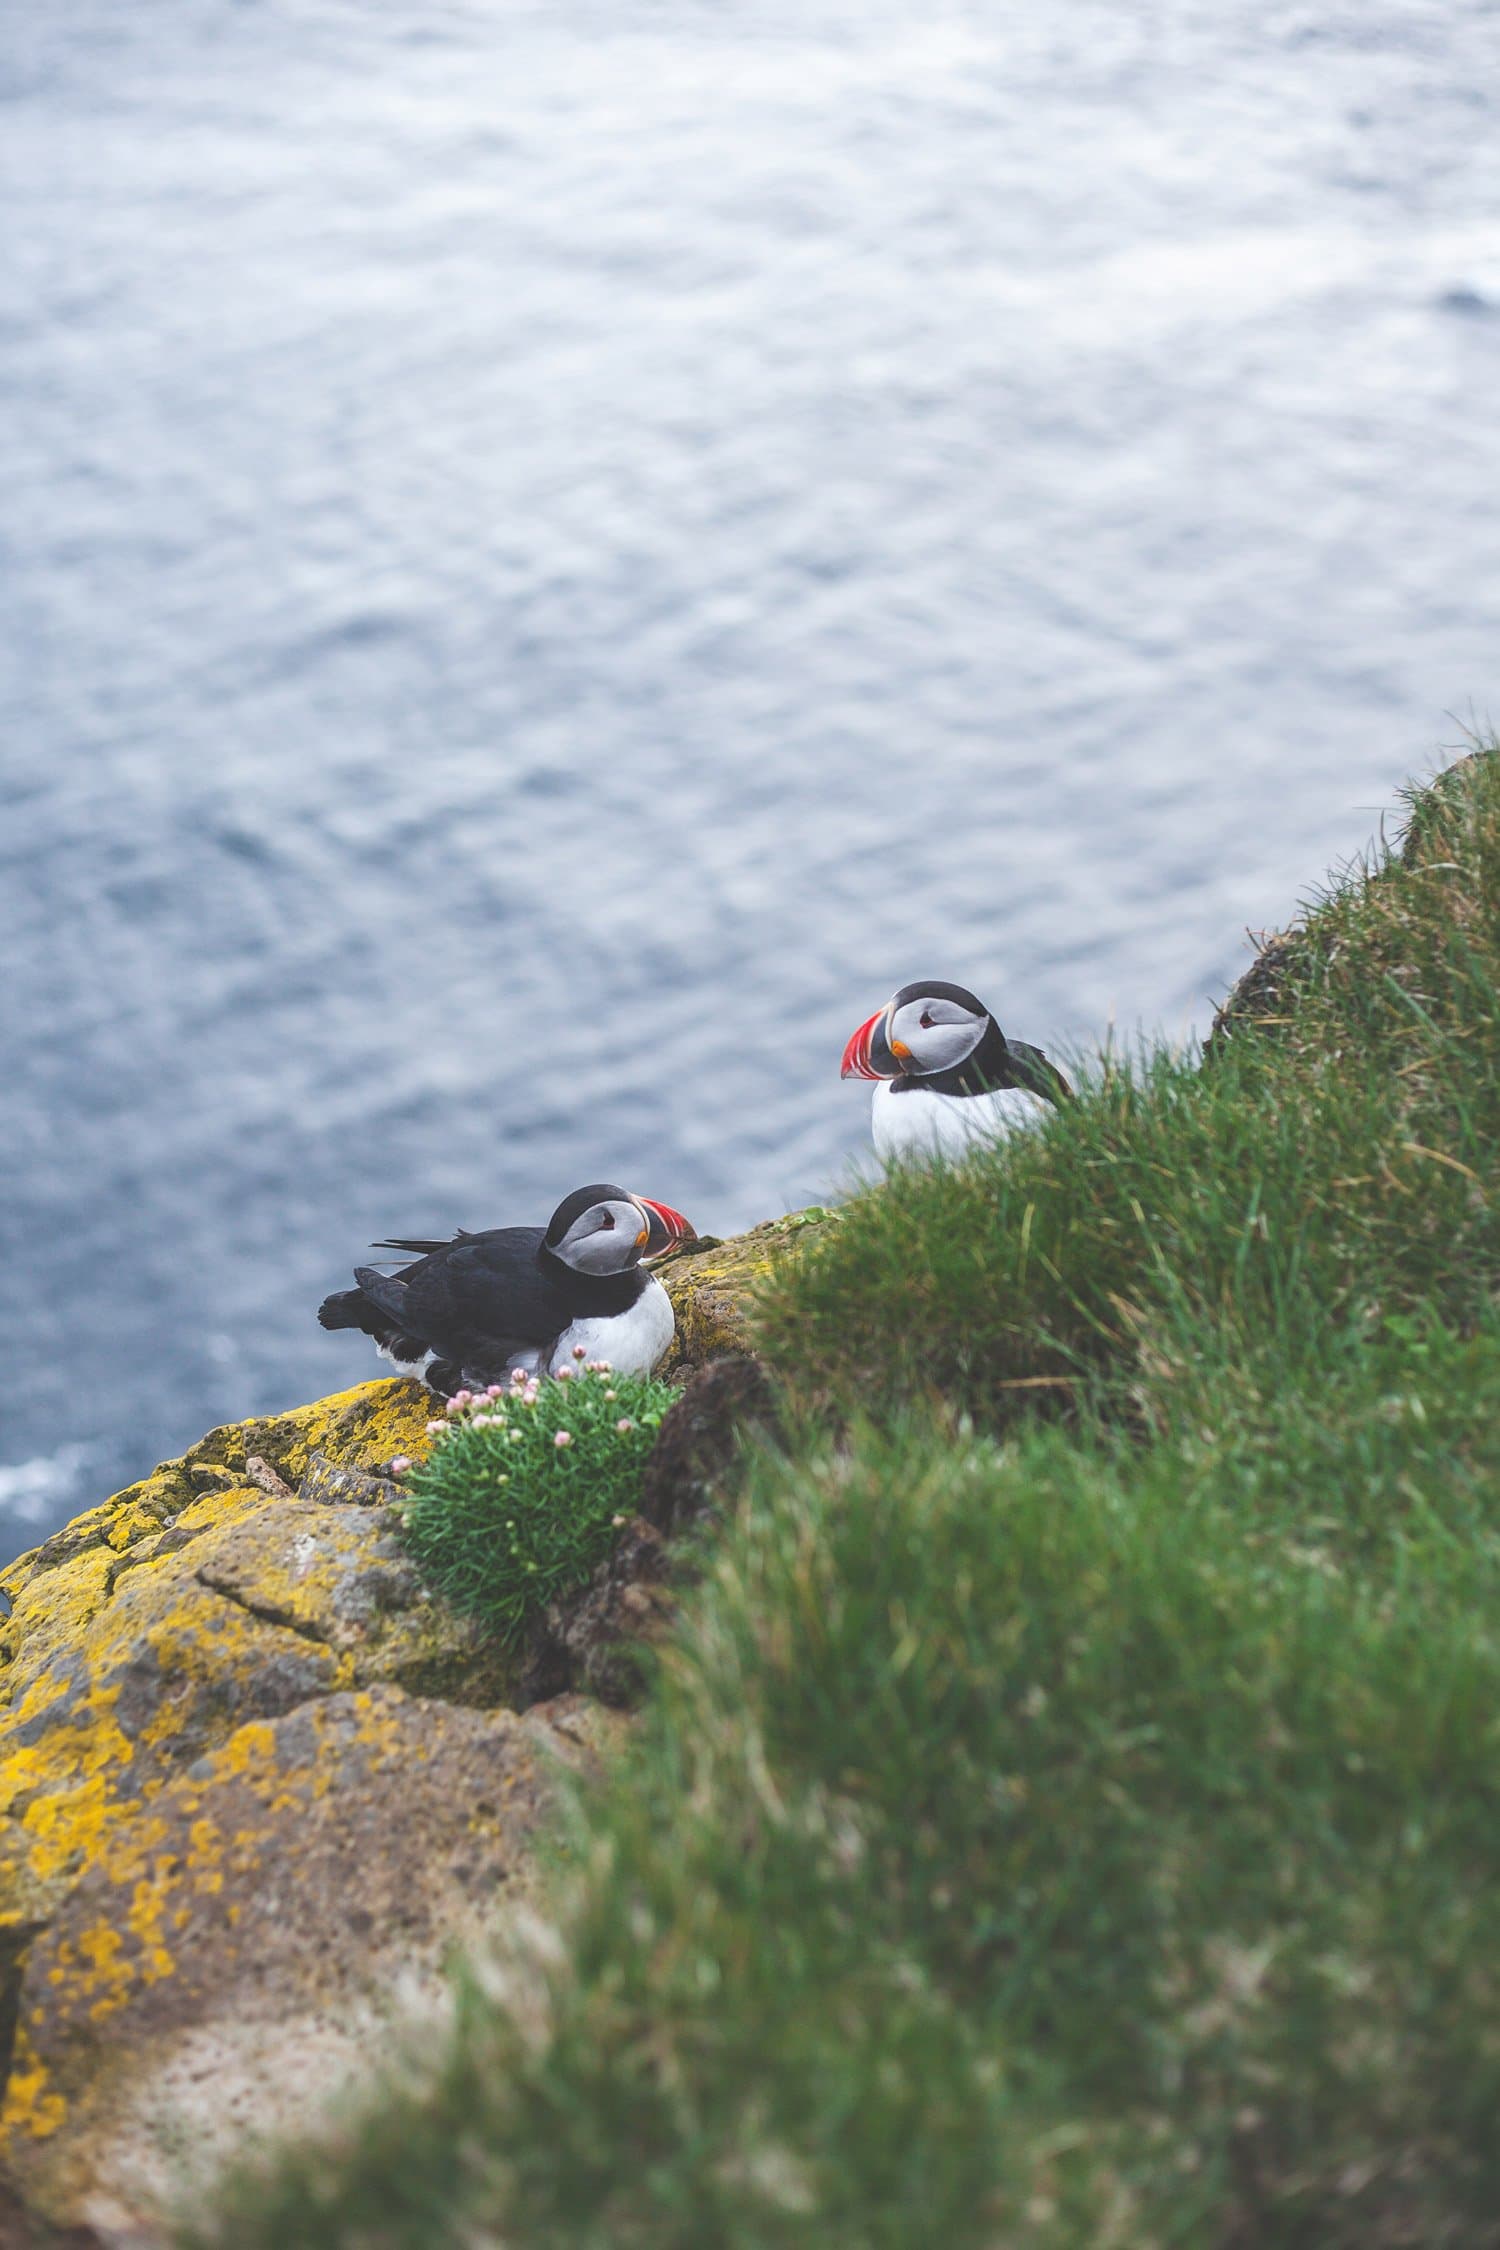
[399, 1362, 677, 1643]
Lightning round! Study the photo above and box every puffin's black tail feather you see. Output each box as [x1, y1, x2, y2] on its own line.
[318, 1286, 376, 1334]
[318, 1281, 421, 1363]
[370, 1230, 476, 1253]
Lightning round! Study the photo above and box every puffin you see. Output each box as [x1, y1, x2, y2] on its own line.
[841, 979, 1070, 1163]
[317, 1183, 695, 1395]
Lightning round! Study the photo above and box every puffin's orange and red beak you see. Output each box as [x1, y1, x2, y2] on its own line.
[841, 1009, 882, 1080]
[636, 1197, 696, 1257]
[841, 1007, 902, 1080]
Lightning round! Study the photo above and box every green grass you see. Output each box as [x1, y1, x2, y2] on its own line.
[757, 769, 1500, 1440]
[186, 746, 1500, 2248]
[398, 1363, 678, 1643]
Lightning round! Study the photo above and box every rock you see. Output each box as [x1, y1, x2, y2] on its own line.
[641, 1355, 781, 1540]
[0, 1215, 814, 2233]
[1204, 927, 1306, 1053]
[517, 1357, 783, 1708]
[0, 1434, 512, 1906]
[657, 1208, 840, 1371]
[0, 2178, 102, 2248]
[517, 1515, 674, 1709]
[296, 1453, 401, 1508]
[1207, 750, 1498, 1057]
[0, 1381, 510, 2233]
[1399, 748, 1488, 866]
[1, 1379, 434, 1628]
[4, 1686, 620, 2235]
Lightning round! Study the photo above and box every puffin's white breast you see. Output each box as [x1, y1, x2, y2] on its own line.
[375, 1339, 435, 1378]
[546, 1274, 675, 1377]
[872, 1080, 1050, 1165]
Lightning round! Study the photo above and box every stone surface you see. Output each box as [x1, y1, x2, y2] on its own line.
[0, 1390, 507, 1940]
[1207, 752, 1496, 1056]
[0, 1381, 498, 2232]
[1203, 926, 1304, 1052]
[0, 2179, 101, 2248]
[0, 1216, 800, 2234]
[6, 1687, 617, 2234]
[1399, 748, 1485, 867]
[657, 1208, 839, 1371]
[518, 1357, 783, 1708]
[640, 1354, 781, 1540]
[518, 1514, 675, 1709]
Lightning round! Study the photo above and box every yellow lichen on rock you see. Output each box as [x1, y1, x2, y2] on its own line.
[1, 1493, 514, 1958]
[2, 2024, 68, 2144]
[0, 1380, 469, 2162]
[0, 1376, 434, 1641]
[660, 1207, 840, 1369]
[4, 1687, 616, 2228]
[0, 1214, 808, 2234]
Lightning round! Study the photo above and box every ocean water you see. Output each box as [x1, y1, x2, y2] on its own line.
[3, 0, 1498, 1553]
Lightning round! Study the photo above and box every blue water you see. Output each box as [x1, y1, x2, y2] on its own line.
[3, 0, 1498, 1551]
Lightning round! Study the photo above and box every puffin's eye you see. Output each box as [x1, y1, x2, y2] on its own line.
[598, 1212, 615, 1230]
[919, 1010, 935, 1029]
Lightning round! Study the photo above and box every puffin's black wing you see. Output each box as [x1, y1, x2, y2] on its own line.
[1007, 1040, 1073, 1105]
[350, 1267, 416, 1325]
[360, 1227, 570, 1369]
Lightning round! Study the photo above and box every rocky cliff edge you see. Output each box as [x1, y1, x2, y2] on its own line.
[0, 1213, 831, 2240]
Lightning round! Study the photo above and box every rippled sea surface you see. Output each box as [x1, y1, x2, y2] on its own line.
[3, 0, 1498, 1549]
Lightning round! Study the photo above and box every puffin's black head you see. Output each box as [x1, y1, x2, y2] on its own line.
[543, 1184, 696, 1275]
[841, 979, 995, 1081]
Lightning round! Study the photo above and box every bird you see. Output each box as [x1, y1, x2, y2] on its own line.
[317, 1183, 695, 1395]
[840, 979, 1070, 1164]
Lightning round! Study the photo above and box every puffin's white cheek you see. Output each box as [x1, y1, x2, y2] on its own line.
[916, 1020, 983, 1072]
[572, 1234, 625, 1275]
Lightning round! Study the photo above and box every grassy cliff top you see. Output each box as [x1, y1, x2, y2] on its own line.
[192, 748, 1500, 2249]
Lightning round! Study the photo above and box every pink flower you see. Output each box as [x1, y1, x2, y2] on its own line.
[554, 1429, 573, 1449]
[485, 1383, 504, 1399]
[555, 1365, 574, 1382]
[593, 1359, 612, 1374]
[510, 1368, 528, 1386]
[445, 1390, 472, 1415]
[426, 1420, 446, 1435]
[388, 1456, 411, 1475]
[615, 1418, 635, 1434]
[572, 1343, 588, 1360]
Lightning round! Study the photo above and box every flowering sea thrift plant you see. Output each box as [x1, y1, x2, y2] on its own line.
[394, 1356, 678, 1643]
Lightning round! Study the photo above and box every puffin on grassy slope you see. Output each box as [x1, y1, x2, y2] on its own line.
[317, 1184, 694, 1396]
[841, 979, 1071, 1164]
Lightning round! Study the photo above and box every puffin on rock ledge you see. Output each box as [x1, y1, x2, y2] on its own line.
[317, 1183, 694, 1396]
[841, 979, 1070, 1164]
